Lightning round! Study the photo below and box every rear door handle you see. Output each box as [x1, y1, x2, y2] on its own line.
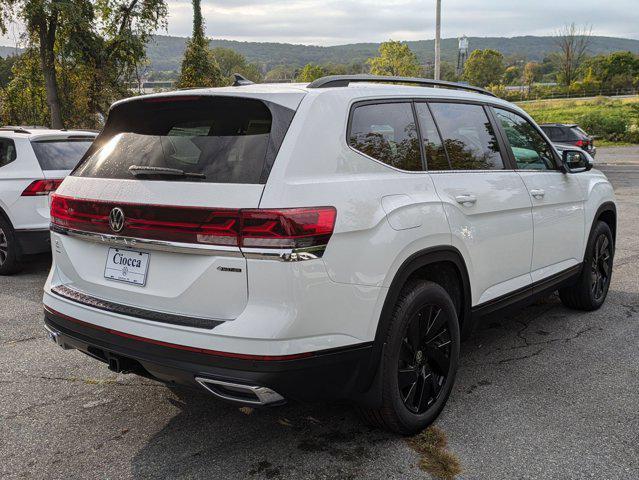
[454, 194, 477, 206]
[530, 189, 545, 199]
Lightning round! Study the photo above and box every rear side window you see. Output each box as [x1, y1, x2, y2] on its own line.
[429, 103, 504, 170]
[0, 138, 17, 168]
[74, 96, 295, 184]
[494, 108, 557, 170]
[31, 138, 94, 171]
[348, 102, 422, 171]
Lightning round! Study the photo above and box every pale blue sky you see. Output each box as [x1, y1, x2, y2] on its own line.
[2, 0, 638, 47]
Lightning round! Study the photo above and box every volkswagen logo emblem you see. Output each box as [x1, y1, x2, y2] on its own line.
[109, 208, 125, 233]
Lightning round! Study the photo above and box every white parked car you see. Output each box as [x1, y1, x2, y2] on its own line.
[43, 76, 616, 434]
[0, 127, 96, 274]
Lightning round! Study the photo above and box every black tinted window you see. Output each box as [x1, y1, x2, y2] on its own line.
[429, 103, 504, 170]
[540, 126, 559, 140]
[31, 138, 94, 170]
[349, 102, 422, 171]
[415, 103, 449, 170]
[0, 138, 16, 167]
[495, 109, 557, 170]
[74, 97, 294, 184]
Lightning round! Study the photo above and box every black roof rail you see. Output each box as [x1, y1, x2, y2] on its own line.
[306, 75, 497, 97]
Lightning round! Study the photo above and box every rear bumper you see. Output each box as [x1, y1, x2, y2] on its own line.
[16, 229, 50, 255]
[43, 307, 375, 405]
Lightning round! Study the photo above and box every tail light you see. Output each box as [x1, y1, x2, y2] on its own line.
[50, 195, 336, 250]
[22, 179, 63, 196]
[239, 208, 336, 248]
[575, 139, 591, 148]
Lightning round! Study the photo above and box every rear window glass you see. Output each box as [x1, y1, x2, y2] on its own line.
[31, 138, 94, 170]
[73, 96, 295, 184]
[0, 138, 17, 167]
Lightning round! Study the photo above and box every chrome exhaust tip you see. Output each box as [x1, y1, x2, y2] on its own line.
[195, 377, 285, 406]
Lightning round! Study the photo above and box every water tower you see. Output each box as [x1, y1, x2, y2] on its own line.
[457, 35, 469, 75]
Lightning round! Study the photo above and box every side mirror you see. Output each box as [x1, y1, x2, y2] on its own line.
[562, 149, 592, 173]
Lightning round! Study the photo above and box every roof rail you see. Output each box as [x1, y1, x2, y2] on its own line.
[306, 75, 497, 97]
[0, 125, 50, 134]
[0, 126, 32, 134]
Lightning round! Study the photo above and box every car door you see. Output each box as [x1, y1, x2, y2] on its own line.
[416, 101, 534, 306]
[492, 107, 586, 283]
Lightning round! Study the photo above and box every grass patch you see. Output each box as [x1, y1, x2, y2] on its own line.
[407, 426, 462, 479]
[517, 96, 639, 145]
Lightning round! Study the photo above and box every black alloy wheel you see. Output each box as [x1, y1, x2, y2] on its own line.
[398, 304, 452, 414]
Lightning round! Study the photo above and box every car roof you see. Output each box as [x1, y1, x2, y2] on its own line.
[112, 81, 521, 115]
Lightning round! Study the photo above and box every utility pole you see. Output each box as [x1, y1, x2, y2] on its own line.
[434, 0, 441, 80]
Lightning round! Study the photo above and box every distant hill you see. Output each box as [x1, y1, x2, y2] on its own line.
[146, 34, 639, 71]
[0, 46, 22, 58]
[3, 35, 639, 72]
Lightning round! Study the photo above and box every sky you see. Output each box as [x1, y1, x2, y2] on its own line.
[2, 0, 638, 47]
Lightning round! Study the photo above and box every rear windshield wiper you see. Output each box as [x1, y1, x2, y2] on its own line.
[128, 165, 206, 179]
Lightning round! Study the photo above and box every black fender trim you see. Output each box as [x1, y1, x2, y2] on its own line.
[589, 201, 617, 244]
[354, 246, 471, 407]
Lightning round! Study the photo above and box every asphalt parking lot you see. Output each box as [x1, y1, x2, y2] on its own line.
[1, 157, 638, 479]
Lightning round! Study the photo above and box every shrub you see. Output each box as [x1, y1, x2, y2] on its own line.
[577, 110, 628, 141]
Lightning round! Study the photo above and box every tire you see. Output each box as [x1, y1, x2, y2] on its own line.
[559, 221, 614, 311]
[360, 280, 460, 435]
[0, 216, 23, 275]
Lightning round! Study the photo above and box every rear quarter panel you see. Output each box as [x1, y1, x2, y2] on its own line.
[260, 92, 452, 341]
[0, 138, 48, 229]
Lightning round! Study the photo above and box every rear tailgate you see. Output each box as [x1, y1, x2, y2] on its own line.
[49, 92, 301, 322]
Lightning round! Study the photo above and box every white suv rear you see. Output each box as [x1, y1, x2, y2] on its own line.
[0, 127, 96, 274]
[43, 76, 616, 434]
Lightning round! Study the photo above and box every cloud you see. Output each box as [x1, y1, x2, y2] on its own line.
[2, 0, 638, 47]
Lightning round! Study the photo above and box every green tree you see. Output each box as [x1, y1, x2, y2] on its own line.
[522, 61, 542, 86]
[296, 63, 325, 82]
[264, 64, 296, 82]
[503, 65, 521, 85]
[176, 0, 222, 88]
[0, 54, 17, 87]
[462, 49, 505, 87]
[367, 40, 422, 77]
[211, 47, 262, 84]
[0, 0, 167, 128]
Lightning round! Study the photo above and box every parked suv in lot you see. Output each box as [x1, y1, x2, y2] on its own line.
[0, 127, 96, 274]
[43, 76, 616, 434]
[540, 123, 596, 157]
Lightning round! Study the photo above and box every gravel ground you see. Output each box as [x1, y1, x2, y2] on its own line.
[1, 162, 637, 480]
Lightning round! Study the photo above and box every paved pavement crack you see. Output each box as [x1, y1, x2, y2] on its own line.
[497, 348, 544, 364]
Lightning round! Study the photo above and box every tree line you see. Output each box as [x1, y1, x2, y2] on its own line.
[0, 6, 638, 130]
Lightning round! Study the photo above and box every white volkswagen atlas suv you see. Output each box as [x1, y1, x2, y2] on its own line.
[0, 126, 96, 274]
[43, 75, 616, 434]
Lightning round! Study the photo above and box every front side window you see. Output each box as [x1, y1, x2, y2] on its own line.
[494, 108, 557, 170]
[0, 138, 17, 168]
[348, 102, 422, 171]
[414, 103, 449, 170]
[429, 103, 504, 170]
